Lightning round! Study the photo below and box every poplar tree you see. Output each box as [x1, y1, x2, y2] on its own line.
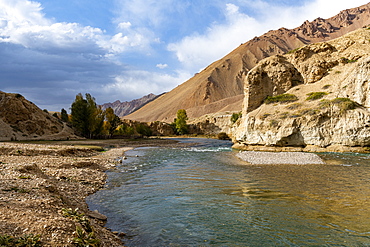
[70, 93, 89, 137]
[175, 109, 188, 135]
[105, 107, 122, 136]
[60, 108, 69, 122]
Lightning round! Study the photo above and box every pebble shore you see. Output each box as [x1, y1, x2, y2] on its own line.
[236, 151, 325, 165]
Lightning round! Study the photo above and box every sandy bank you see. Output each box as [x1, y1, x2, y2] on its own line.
[236, 151, 325, 165]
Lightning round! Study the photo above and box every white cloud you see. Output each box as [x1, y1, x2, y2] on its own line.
[167, 0, 370, 73]
[118, 22, 132, 30]
[156, 63, 168, 69]
[0, 0, 153, 55]
[167, 3, 261, 72]
[102, 70, 191, 101]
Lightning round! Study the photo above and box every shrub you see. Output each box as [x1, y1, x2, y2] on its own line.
[319, 98, 360, 113]
[0, 234, 41, 247]
[136, 123, 152, 137]
[322, 84, 331, 89]
[332, 98, 360, 112]
[265, 94, 298, 104]
[299, 108, 319, 116]
[279, 112, 289, 119]
[269, 120, 279, 127]
[306, 92, 328, 101]
[259, 113, 270, 120]
[217, 132, 230, 140]
[286, 103, 302, 110]
[231, 112, 242, 124]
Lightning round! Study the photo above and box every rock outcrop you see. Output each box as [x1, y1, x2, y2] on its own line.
[126, 2, 370, 123]
[233, 28, 370, 152]
[0, 91, 78, 141]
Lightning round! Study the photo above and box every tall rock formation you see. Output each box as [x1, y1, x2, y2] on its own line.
[0, 91, 77, 141]
[232, 28, 370, 152]
[126, 3, 370, 123]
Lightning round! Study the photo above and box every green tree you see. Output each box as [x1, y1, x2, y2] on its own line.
[61, 108, 69, 122]
[86, 94, 101, 137]
[70, 93, 105, 138]
[175, 109, 188, 135]
[71, 93, 89, 137]
[136, 123, 152, 137]
[105, 107, 121, 136]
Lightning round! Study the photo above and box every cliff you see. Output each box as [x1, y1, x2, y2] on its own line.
[232, 27, 370, 152]
[126, 2, 370, 123]
[0, 91, 78, 141]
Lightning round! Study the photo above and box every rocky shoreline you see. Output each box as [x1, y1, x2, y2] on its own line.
[0, 138, 186, 246]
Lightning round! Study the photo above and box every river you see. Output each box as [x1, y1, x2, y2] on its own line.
[87, 138, 370, 246]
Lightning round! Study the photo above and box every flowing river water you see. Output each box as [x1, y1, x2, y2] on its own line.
[87, 138, 370, 246]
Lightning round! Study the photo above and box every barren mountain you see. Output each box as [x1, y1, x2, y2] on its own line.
[0, 91, 77, 141]
[126, 2, 370, 123]
[100, 93, 161, 117]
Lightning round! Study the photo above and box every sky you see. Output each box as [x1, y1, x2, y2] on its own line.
[0, 0, 369, 112]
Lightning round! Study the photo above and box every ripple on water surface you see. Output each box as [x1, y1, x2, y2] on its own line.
[87, 139, 370, 246]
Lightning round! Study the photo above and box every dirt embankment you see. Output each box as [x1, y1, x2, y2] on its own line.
[0, 138, 184, 246]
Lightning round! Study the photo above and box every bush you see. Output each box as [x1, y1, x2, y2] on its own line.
[332, 98, 360, 112]
[0, 234, 41, 247]
[319, 98, 360, 114]
[306, 92, 328, 101]
[230, 112, 242, 124]
[286, 103, 302, 110]
[217, 132, 230, 140]
[265, 94, 298, 104]
[136, 123, 152, 137]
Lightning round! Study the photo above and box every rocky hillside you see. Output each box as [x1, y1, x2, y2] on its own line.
[0, 91, 77, 141]
[101, 93, 160, 117]
[126, 2, 370, 123]
[232, 27, 370, 152]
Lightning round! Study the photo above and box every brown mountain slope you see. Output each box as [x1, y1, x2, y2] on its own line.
[0, 91, 77, 141]
[126, 2, 370, 123]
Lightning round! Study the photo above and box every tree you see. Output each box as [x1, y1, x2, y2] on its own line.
[175, 109, 188, 135]
[70, 93, 105, 138]
[60, 108, 69, 122]
[105, 107, 121, 136]
[71, 93, 89, 137]
[136, 123, 152, 137]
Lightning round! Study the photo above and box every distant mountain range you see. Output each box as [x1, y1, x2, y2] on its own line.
[100, 93, 163, 117]
[125, 2, 370, 123]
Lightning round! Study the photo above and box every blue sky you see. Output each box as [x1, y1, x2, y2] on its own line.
[0, 0, 369, 111]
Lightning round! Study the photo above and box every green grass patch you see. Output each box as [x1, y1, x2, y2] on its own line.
[306, 92, 328, 101]
[0, 234, 41, 246]
[265, 94, 298, 104]
[319, 98, 360, 113]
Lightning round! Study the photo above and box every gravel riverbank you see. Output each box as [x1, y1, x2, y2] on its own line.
[236, 151, 325, 165]
[0, 138, 187, 246]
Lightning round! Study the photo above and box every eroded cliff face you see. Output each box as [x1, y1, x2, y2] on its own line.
[233, 28, 370, 152]
[0, 92, 77, 141]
